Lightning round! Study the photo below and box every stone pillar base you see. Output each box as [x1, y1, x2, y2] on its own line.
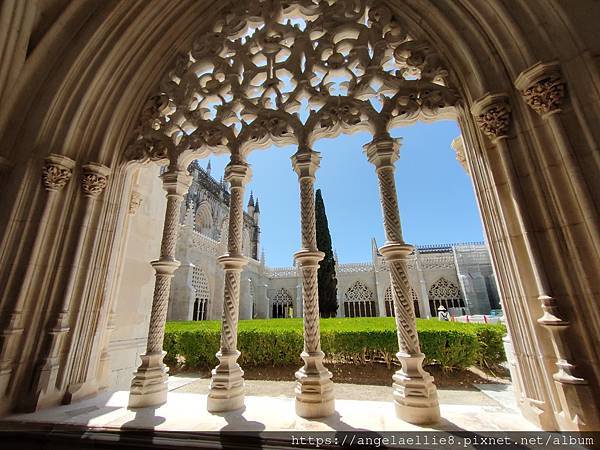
[392, 352, 440, 425]
[128, 351, 168, 409]
[207, 350, 245, 413]
[295, 351, 335, 418]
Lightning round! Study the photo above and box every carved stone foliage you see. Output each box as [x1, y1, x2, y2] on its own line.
[471, 93, 511, 142]
[521, 75, 565, 116]
[126, 0, 457, 162]
[475, 102, 510, 141]
[42, 159, 73, 192]
[81, 173, 108, 196]
[128, 191, 143, 214]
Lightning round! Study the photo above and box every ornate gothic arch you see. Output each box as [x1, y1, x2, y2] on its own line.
[0, 0, 598, 432]
[125, 0, 458, 166]
[195, 199, 213, 232]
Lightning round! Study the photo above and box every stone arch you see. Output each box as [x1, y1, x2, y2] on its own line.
[191, 266, 210, 320]
[0, 0, 597, 430]
[271, 287, 293, 319]
[218, 216, 229, 245]
[344, 281, 376, 318]
[195, 200, 212, 234]
[427, 277, 464, 316]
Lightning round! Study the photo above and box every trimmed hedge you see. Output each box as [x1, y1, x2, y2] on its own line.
[164, 318, 506, 370]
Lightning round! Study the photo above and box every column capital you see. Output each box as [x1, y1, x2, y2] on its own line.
[379, 243, 414, 262]
[514, 61, 565, 118]
[42, 154, 76, 192]
[81, 162, 111, 198]
[363, 137, 402, 168]
[160, 169, 193, 196]
[291, 149, 321, 179]
[217, 254, 248, 270]
[471, 93, 511, 142]
[224, 161, 251, 187]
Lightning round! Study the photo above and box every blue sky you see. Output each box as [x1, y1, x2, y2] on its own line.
[202, 120, 484, 267]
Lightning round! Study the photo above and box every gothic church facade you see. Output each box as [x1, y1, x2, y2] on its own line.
[168, 161, 500, 322]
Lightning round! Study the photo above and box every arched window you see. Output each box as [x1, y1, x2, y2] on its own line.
[272, 288, 293, 319]
[195, 200, 212, 235]
[219, 217, 229, 246]
[191, 266, 210, 320]
[428, 277, 464, 316]
[384, 286, 420, 318]
[344, 281, 376, 318]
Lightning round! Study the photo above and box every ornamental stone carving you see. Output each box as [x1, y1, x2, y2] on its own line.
[128, 191, 143, 214]
[515, 62, 566, 117]
[471, 93, 511, 142]
[42, 154, 76, 192]
[125, 0, 458, 161]
[81, 163, 111, 197]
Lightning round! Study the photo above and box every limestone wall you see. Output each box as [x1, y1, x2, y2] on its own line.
[107, 166, 166, 389]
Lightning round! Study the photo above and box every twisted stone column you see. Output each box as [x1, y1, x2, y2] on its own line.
[291, 149, 334, 419]
[129, 169, 191, 408]
[472, 92, 600, 430]
[0, 154, 75, 400]
[364, 137, 440, 425]
[207, 160, 250, 412]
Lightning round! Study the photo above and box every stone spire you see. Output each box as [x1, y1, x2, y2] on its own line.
[247, 191, 255, 216]
[206, 159, 212, 176]
[254, 198, 260, 213]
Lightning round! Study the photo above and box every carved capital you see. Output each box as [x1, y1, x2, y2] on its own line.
[515, 62, 565, 117]
[291, 149, 321, 179]
[42, 154, 76, 192]
[471, 93, 511, 142]
[224, 161, 251, 188]
[364, 137, 402, 169]
[161, 169, 193, 196]
[81, 163, 111, 197]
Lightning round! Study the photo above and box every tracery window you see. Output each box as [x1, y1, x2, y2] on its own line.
[427, 277, 464, 316]
[195, 200, 213, 235]
[125, 0, 457, 164]
[272, 288, 293, 319]
[191, 266, 210, 320]
[344, 281, 376, 318]
[384, 286, 420, 318]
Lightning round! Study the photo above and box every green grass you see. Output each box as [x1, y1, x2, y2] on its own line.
[164, 317, 506, 370]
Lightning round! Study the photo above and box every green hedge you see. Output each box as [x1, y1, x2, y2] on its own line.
[164, 318, 506, 370]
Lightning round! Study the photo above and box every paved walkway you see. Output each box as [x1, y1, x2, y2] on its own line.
[171, 376, 510, 411]
[1, 376, 532, 433]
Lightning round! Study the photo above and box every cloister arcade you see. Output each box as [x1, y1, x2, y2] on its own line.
[0, 0, 598, 435]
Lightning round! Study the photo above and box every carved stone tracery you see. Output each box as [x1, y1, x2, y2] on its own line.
[126, 0, 457, 161]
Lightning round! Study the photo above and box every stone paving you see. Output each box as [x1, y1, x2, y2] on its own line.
[1, 376, 535, 433]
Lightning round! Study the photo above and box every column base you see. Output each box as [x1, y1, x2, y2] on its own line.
[128, 351, 168, 409]
[295, 351, 335, 418]
[207, 350, 245, 413]
[392, 352, 440, 425]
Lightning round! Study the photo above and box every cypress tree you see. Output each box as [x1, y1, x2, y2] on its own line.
[315, 189, 338, 318]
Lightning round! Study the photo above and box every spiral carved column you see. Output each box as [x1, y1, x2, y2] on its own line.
[0, 154, 75, 402]
[128, 169, 192, 408]
[364, 137, 440, 425]
[291, 149, 335, 419]
[473, 91, 600, 430]
[207, 160, 250, 413]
